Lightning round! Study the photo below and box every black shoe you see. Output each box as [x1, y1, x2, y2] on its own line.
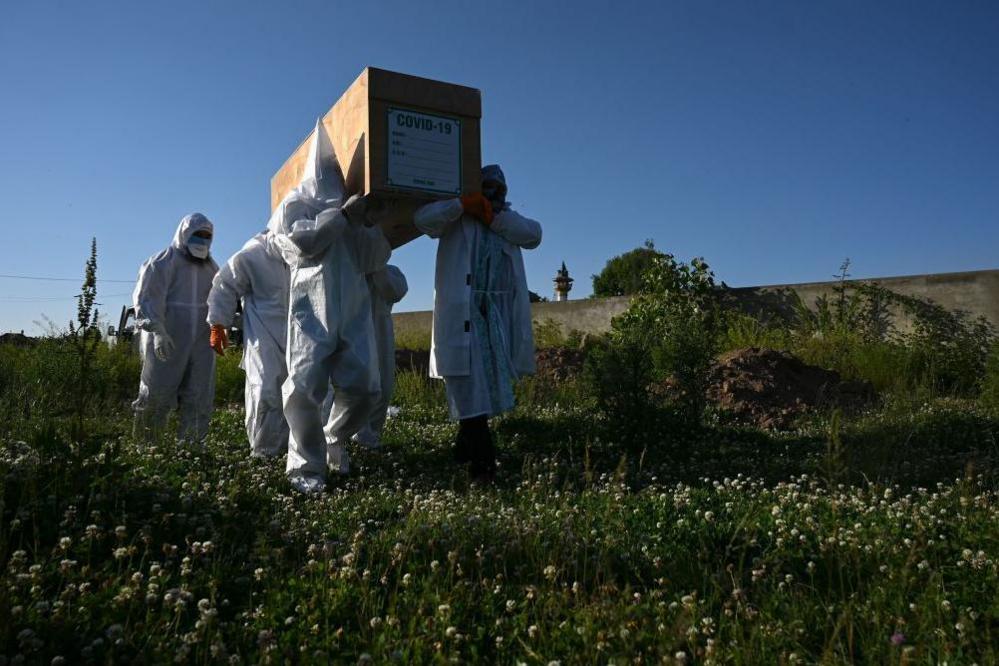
[453, 434, 473, 464]
[469, 421, 497, 482]
[453, 417, 479, 464]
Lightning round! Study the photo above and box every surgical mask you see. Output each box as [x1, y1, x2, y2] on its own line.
[187, 236, 211, 259]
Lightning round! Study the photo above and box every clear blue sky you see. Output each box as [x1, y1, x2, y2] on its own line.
[1, 0, 997, 334]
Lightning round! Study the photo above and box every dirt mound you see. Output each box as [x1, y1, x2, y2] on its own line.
[706, 347, 874, 429]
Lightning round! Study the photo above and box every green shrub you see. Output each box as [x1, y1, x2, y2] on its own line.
[892, 294, 995, 396]
[981, 341, 999, 409]
[394, 327, 432, 351]
[0, 339, 140, 438]
[214, 349, 245, 405]
[585, 254, 724, 430]
[583, 331, 656, 438]
[532, 317, 566, 349]
[392, 369, 447, 413]
[784, 261, 995, 397]
[721, 312, 795, 352]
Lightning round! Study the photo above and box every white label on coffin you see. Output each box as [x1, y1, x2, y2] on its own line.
[386, 108, 462, 195]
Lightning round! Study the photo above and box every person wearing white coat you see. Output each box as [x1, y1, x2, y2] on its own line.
[268, 120, 391, 494]
[206, 231, 290, 457]
[132, 213, 218, 443]
[328, 264, 409, 450]
[413, 164, 541, 479]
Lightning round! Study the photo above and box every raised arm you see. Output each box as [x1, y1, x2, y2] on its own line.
[414, 198, 464, 239]
[269, 197, 350, 262]
[490, 209, 542, 250]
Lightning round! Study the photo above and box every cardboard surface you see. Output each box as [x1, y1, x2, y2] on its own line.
[271, 68, 481, 248]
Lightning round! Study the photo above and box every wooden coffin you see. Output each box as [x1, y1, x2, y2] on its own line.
[270, 67, 482, 248]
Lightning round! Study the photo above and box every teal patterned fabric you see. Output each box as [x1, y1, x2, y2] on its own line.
[470, 228, 516, 415]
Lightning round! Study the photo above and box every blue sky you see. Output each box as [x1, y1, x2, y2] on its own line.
[1, 0, 997, 333]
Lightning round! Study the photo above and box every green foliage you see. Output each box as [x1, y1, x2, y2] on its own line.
[751, 259, 998, 398]
[586, 254, 725, 428]
[4, 252, 999, 662]
[590, 239, 667, 297]
[0, 338, 139, 439]
[980, 341, 999, 409]
[721, 311, 795, 352]
[214, 349, 245, 405]
[888, 292, 996, 396]
[391, 369, 447, 414]
[2, 388, 999, 663]
[394, 326, 432, 351]
[532, 317, 566, 350]
[531, 318, 585, 350]
[66, 238, 103, 435]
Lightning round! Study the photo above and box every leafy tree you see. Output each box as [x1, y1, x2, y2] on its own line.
[591, 240, 666, 297]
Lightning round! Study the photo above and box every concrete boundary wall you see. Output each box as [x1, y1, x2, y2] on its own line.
[392, 269, 999, 341]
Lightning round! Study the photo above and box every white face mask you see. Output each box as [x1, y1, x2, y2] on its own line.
[187, 236, 211, 259]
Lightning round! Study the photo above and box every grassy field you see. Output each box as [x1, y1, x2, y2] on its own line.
[2, 347, 999, 664]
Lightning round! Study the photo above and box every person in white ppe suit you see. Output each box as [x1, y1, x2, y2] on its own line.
[132, 213, 218, 442]
[205, 231, 290, 457]
[268, 120, 390, 494]
[327, 264, 409, 450]
[414, 164, 542, 480]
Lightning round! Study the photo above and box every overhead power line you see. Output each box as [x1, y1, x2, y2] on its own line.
[0, 292, 132, 303]
[0, 274, 135, 284]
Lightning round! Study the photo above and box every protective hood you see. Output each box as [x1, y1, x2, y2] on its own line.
[171, 213, 213, 250]
[267, 120, 348, 240]
[481, 164, 506, 189]
[481, 164, 508, 211]
[298, 118, 345, 205]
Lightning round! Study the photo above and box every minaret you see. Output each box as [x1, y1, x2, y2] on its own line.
[553, 262, 574, 302]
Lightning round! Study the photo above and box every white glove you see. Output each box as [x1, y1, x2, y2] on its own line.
[153, 331, 175, 361]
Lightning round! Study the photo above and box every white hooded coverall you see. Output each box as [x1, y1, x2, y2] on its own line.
[206, 231, 290, 457]
[132, 213, 218, 441]
[328, 264, 409, 447]
[414, 198, 541, 419]
[268, 120, 390, 484]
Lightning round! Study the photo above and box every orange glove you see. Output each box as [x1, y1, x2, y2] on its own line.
[210, 324, 229, 356]
[460, 193, 494, 226]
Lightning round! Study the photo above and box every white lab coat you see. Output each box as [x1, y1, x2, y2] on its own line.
[206, 231, 290, 457]
[414, 198, 541, 416]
